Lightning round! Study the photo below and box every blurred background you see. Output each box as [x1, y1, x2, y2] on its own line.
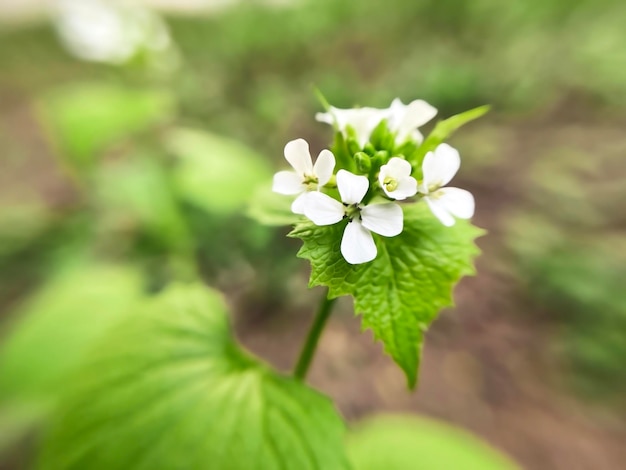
[0, 0, 625, 469]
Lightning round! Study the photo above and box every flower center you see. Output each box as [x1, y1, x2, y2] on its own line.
[343, 203, 361, 221]
[383, 176, 398, 192]
[303, 173, 319, 190]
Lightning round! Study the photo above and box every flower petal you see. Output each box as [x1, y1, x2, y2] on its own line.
[315, 111, 334, 125]
[272, 170, 304, 195]
[336, 170, 369, 205]
[291, 192, 310, 215]
[361, 203, 403, 237]
[424, 196, 456, 227]
[341, 219, 377, 264]
[422, 143, 460, 189]
[388, 99, 437, 144]
[402, 99, 437, 129]
[411, 129, 425, 145]
[313, 149, 335, 186]
[390, 177, 418, 200]
[284, 138, 313, 176]
[317, 106, 385, 148]
[381, 157, 412, 179]
[303, 192, 344, 226]
[435, 187, 475, 219]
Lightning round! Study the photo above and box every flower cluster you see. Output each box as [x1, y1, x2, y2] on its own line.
[273, 98, 475, 265]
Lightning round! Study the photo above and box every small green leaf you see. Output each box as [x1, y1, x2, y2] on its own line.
[290, 204, 483, 387]
[347, 415, 520, 470]
[411, 105, 490, 167]
[247, 183, 301, 226]
[38, 284, 350, 470]
[166, 128, 272, 216]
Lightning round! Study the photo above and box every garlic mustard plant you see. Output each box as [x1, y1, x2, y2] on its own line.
[266, 96, 488, 388]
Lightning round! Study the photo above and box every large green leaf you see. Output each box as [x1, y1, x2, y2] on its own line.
[38, 283, 350, 470]
[37, 83, 174, 174]
[0, 264, 144, 456]
[166, 128, 272, 216]
[0, 264, 144, 402]
[290, 204, 483, 388]
[347, 415, 520, 470]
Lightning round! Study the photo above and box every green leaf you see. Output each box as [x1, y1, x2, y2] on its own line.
[37, 83, 175, 174]
[347, 415, 520, 470]
[0, 264, 145, 455]
[290, 204, 483, 387]
[0, 264, 144, 403]
[166, 128, 272, 216]
[38, 284, 350, 470]
[411, 105, 490, 167]
[247, 183, 301, 226]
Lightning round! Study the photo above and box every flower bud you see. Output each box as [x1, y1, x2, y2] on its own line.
[354, 152, 372, 173]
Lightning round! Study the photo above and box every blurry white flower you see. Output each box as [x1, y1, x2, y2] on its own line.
[272, 139, 336, 214]
[387, 98, 437, 145]
[54, 0, 176, 68]
[418, 143, 475, 226]
[304, 170, 403, 264]
[315, 106, 387, 148]
[315, 98, 437, 148]
[378, 157, 417, 200]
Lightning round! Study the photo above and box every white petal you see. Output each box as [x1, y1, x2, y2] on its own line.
[341, 220, 377, 264]
[360, 203, 403, 237]
[291, 192, 310, 215]
[389, 177, 417, 200]
[273, 171, 304, 195]
[336, 170, 369, 205]
[318, 106, 386, 148]
[284, 138, 313, 176]
[425, 197, 456, 227]
[381, 157, 412, 179]
[315, 111, 334, 125]
[421, 143, 460, 189]
[410, 129, 425, 145]
[402, 99, 437, 129]
[435, 187, 475, 219]
[388, 99, 437, 144]
[303, 192, 344, 226]
[313, 149, 335, 186]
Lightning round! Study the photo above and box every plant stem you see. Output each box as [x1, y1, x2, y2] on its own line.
[293, 293, 337, 381]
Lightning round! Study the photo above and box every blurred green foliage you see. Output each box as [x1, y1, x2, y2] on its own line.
[347, 415, 520, 469]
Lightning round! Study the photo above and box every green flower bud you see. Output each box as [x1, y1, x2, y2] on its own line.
[354, 152, 372, 173]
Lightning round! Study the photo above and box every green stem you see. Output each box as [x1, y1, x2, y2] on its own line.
[293, 293, 337, 381]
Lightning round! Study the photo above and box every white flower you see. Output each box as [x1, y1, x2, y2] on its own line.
[315, 106, 387, 148]
[418, 143, 475, 227]
[54, 0, 174, 66]
[378, 157, 418, 200]
[272, 138, 336, 214]
[304, 170, 403, 264]
[315, 98, 437, 148]
[386, 98, 437, 145]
